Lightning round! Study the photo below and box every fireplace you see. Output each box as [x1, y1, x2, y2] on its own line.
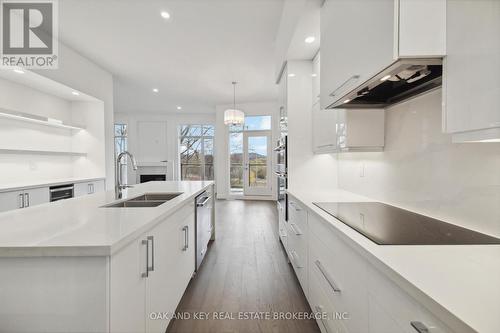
[140, 174, 166, 183]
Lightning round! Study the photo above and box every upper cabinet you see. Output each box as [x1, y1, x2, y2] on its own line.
[320, 0, 446, 110]
[312, 52, 339, 153]
[443, 0, 500, 142]
[320, 0, 396, 110]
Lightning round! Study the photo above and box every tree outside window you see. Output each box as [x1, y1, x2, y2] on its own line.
[179, 125, 215, 180]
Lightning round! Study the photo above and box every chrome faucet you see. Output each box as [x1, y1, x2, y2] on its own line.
[115, 151, 138, 199]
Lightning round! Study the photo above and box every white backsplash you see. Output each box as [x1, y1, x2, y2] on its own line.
[337, 89, 500, 237]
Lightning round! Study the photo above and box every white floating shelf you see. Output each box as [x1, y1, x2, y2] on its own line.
[137, 161, 168, 167]
[0, 148, 87, 157]
[0, 108, 85, 131]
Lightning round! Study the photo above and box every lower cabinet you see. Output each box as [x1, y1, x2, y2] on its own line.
[287, 198, 308, 295]
[74, 179, 105, 197]
[308, 212, 368, 333]
[0, 186, 49, 212]
[285, 195, 458, 333]
[110, 201, 195, 333]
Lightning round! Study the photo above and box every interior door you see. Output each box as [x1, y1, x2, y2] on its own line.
[243, 131, 272, 196]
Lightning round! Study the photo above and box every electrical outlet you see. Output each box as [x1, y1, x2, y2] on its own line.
[359, 162, 365, 177]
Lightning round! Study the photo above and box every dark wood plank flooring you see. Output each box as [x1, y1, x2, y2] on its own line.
[167, 200, 320, 333]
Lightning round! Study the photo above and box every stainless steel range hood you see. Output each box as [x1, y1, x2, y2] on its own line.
[328, 58, 443, 109]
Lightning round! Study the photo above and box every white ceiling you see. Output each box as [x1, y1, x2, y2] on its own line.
[58, 0, 284, 113]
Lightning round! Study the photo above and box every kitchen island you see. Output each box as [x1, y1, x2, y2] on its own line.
[0, 181, 214, 333]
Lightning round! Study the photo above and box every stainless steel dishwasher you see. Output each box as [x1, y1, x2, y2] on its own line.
[195, 190, 212, 271]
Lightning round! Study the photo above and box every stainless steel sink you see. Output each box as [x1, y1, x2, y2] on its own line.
[102, 192, 183, 208]
[104, 201, 166, 208]
[129, 193, 182, 201]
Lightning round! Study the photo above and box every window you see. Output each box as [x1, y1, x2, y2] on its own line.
[114, 124, 128, 157]
[179, 124, 215, 180]
[229, 115, 272, 191]
[114, 123, 128, 183]
[229, 115, 272, 132]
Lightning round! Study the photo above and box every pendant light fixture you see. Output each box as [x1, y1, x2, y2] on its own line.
[224, 82, 245, 126]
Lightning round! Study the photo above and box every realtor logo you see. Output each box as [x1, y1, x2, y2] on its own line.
[0, 0, 58, 69]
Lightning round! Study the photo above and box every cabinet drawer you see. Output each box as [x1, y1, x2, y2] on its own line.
[309, 262, 348, 333]
[278, 219, 288, 250]
[288, 198, 307, 235]
[309, 213, 369, 333]
[368, 264, 452, 333]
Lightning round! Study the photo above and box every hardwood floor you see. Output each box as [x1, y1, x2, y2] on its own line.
[167, 199, 320, 333]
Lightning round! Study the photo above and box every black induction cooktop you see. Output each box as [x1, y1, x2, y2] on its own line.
[313, 202, 500, 245]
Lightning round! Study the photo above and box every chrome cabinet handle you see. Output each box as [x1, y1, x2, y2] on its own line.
[148, 236, 154, 272]
[182, 226, 188, 251]
[289, 250, 303, 268]
[315, 260, 341, 293]
[329, 74, 360, 97]
[24, 193, 29, 207]
[18, 194, 24, 208]
[289, 201, 302, 211]
[197, 196, 210, 207]
[411, 321, 430, 333]
[290, 223, 302, 236]
[314, 305, 329, 333]
[141, 238, 149, 278]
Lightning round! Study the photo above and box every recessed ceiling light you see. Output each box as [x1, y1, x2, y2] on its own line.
[311, 73, 318, 77]
[380, 75, 391, 82]
[288, 73, 296, 77]
[343, 99, 351, 104]
[160, 11, 170, 19]
[13, 69, 25, 74]
[305, 36, 315, 44]
[177, 106, 182, 110]
[71, 91, 80, 96]
[153, 88, 159, 93]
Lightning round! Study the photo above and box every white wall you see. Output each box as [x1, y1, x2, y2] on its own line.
[215, 101, 279, 199]
[35, 43, 115, 189]
[337, 90, 500, 237]
[114, 112, 216, 184]
[286, 60, 338, 193]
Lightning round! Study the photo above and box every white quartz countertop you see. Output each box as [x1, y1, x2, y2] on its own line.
[287, 187, 500, 333]
[0, 176, 106, 192]
[0, 181, 213, 257]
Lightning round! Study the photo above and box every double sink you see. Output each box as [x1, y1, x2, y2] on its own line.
[103, 193, 182, 208]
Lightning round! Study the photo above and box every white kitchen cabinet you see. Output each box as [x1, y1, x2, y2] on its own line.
[24, 187, 50, 207]
[308, 212, 369, 333]
[312, 52, 339, 154]
[110, 234, 147, 333]
[367, 263, 453, 333]
[320, 0, 395, 109]
[74, 179, 105, 197]
[320, 0, 446, 109]
[0, 187, 49, 212]
[443, 0, 500, 142]
[336, 109, 385, 151]
[110, 202, 195, 333]
[146, 206, 194, 333]
[312, 52, 320, 104]
[0, 190, 24, 212]
[312, 101, 338, 154]
[287, 198, 308, 295]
